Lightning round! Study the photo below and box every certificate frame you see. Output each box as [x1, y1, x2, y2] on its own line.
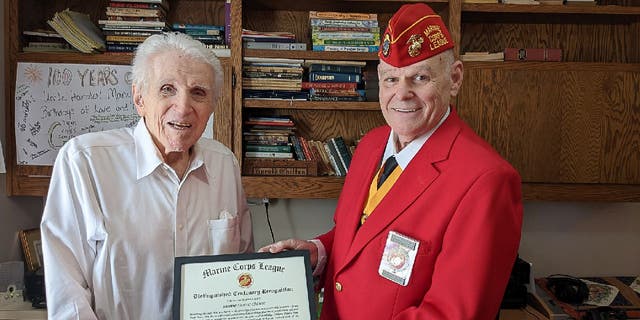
[173, 250, 317, 320]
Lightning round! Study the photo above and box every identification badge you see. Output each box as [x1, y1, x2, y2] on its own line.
[378, 231, 419, 286]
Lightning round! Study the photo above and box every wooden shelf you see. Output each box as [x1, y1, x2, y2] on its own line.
[16, 52, 133, 64]
[242, 176, 345, 198]
[242, 177, 640, 201]
[244, 49, 379, 61]
[462, 3, 640, 14]
[244, 99, 381, 110]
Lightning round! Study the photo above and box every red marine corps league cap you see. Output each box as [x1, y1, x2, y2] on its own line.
[379, 3, 455, 67]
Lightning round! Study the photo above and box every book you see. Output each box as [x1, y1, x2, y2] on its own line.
[108, 1, 164, 9]
[330, 136, 352, 173]
[312, 31, 380, 41]
[172, 23, 224, 31]
[243, 42, 307, 50]
[48, 9, 106, 53]
[309, 11, 378, 21]
[324, 142, 346, 176]
[504, 48, 562, 62]
[105, 7, 166, 18]
[308, 64, 362, 74]
[289, 136, 307, 160]
[110, 0, 169, 10]
[245, 151, 294, 159]
[312, 26, 380, 33]
[245, 144, 292, 153]
[242, 159, 317, 176]
[309, 71, 362, 83]
[303, 59, 366, 67]
[301, 82, 358, 90]
[99, 19, 168, 28]
[312, 44, 379, 53]
[225, 0, 232, 45]
[310, 18, 378, 28]
[461, 51, 504, 61]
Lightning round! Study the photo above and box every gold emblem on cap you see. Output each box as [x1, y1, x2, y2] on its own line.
[406, 34, 424, 57]
[382, 33, 391, 57]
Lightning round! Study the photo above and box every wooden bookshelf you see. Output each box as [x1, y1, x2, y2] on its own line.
[5, 0, 639, 200]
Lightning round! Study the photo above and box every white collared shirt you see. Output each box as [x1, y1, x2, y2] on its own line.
[41, 119, 253, 320]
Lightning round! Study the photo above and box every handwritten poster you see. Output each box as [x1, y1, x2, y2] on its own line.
[14, 62, 139, 166]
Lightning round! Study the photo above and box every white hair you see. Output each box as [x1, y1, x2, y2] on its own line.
[131, 32, 223, 102]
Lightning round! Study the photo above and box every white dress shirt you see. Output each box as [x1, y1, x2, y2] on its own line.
[41, 119, 253, 320]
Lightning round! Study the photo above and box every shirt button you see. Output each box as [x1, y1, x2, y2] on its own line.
[335, 282, 342, 292]
[178, 224, 184, 230]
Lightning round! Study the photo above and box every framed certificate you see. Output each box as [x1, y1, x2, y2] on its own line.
[173, 250, 317, 320]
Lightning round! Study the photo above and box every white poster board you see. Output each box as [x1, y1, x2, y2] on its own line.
[14, 62, 139, 166]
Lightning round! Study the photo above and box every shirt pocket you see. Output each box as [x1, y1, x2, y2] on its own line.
[208, 215, 240, 254]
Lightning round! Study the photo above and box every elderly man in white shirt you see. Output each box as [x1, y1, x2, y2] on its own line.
[40, 32, 253, 319]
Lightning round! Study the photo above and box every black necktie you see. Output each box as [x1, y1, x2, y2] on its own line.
[377, 156, 398, 189]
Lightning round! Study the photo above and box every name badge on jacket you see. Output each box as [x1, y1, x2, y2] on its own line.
[378, 231, 419, 286]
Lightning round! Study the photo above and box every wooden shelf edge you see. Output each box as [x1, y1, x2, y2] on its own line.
[241, 176, 640, 201]
[522, 183, 640, 202]
[243, 99, 380, 110]
[243, 49, 379, 61]
[462, 3, 640, 14]
[462, 61, 640, 71]
[17, 52, 133, 64]
[242, 176, 344, 199]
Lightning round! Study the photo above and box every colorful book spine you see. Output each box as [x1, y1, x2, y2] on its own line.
[309, 71, 362, 83]
[312, 26, 380, 33]
[324, 142, 346, 176]
[313, 39, 378, 46]
[309, 11, 378, 21]
[301, 81, 357, 90]
[312, 45, 379, 53]
[310, 18, 378, 28]
[245, 144, 292, 152]
[182, 29, 223, 36]
[108, 2, 162, 9]
[331, 136, 352, 172]
[243, 42, 307, 50]
[308, 64, 362, 74]
[289, 136, 307, 160]
[245, 151, 294, 159]
[172, 23, 224, 30]
[312, 31, 380, 41]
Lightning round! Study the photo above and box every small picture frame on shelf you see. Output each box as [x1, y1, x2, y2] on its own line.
[19, 228, 43, 272]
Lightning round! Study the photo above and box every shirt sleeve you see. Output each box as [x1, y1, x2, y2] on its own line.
[41, 147, 100, 320]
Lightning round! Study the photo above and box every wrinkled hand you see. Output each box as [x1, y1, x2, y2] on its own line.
[258, 238, 318, 268]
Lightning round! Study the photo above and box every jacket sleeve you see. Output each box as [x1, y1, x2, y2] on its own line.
[395, 168, 523, 320]
[41, 148, 100, 320]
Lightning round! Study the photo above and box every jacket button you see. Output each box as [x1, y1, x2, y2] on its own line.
[335, 282, 342, 292]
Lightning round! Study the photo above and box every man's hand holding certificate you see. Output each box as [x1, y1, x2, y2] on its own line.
[173, 251, 316, 320]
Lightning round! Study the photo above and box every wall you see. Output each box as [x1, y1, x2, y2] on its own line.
[1, 6, 638, 278]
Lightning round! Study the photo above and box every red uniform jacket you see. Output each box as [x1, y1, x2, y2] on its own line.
[317, 109, 523, 320]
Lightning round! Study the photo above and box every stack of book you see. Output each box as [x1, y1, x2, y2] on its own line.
[310, 11, 380, 53]
[22, 29, 73, 52]
[243, 116, 295, 160]
[172, 23, 226, 48]
[99, 0, 170, 53]
[47, 9, 106, 53]
[241, 29, 306, 51]
[304, 59, 365, 102]
[242, 57, 308, 100]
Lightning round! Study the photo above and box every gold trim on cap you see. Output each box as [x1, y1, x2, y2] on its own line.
[389, 14, 441, 44]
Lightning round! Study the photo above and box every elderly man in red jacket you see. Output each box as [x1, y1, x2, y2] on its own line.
[260, 3, 523, 319]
